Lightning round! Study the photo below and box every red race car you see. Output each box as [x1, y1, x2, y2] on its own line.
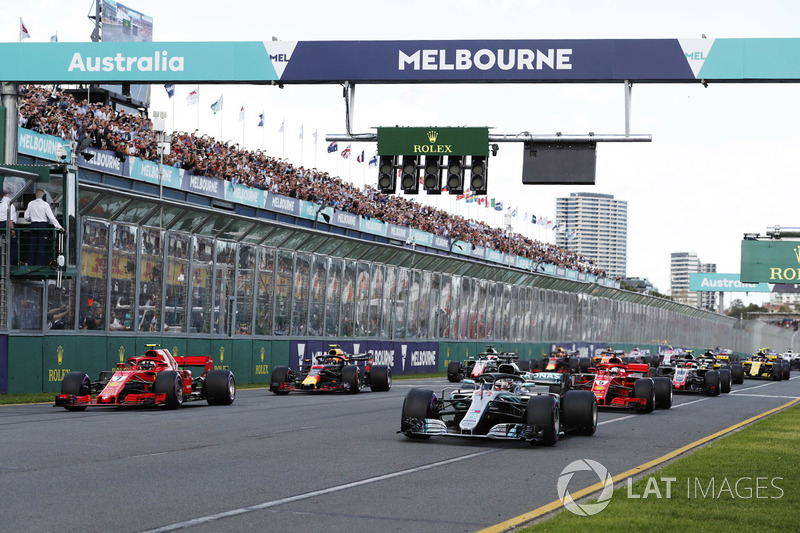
[570, 358, 672, 412]
[55, 344, 236, 410]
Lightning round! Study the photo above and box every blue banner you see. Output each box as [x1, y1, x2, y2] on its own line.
[128, 156, 182, 187]
[17, 129, 71, 161]
[331, 209, 359, 230]
[77, 147, 127, 175]
[182, 172, 224, 198]
[289, 340, 439, 375]
[266, 193, 300, 216]
[386, 223, 410, 242]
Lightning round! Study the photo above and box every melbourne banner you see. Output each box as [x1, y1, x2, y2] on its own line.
[4, 39, 800, 83]
[289, 340, 439, 375]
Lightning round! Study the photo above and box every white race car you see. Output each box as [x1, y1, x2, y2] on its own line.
[400, 372, 597, 446]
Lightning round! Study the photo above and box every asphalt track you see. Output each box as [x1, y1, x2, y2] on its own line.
[1, 373, 798, 533]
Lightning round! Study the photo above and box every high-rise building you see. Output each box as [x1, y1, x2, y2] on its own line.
[555, 192, 627, 278]
[670, 252, 717, 309]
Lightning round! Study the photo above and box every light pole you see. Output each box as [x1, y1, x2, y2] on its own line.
[152, 111, 170, 200]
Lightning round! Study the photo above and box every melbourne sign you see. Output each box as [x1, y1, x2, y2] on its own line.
[741, 240, 800, 283]
[689, 273, 769, 292]
[377, 127, 488, 156]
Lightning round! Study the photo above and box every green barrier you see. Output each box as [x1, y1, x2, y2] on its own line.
[252, 341, 272, 384]
[230, 338, 253, 385]
[7, 336, 43, 394]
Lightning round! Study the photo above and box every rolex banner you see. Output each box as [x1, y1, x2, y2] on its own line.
[740, 240, 800, 283]
[377, 127, 488, 156]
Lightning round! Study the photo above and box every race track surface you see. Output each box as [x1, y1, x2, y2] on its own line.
[1, 374, 798, 532]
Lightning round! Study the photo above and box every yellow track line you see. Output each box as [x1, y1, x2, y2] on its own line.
[478, 398, 800, 533]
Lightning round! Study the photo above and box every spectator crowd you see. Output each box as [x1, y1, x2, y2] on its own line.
[18, 84, 608, 277]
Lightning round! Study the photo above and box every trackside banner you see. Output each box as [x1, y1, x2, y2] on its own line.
[4, 39, 800, 83]
[290, 340, 439, 375]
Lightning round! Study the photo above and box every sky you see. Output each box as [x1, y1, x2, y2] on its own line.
[6, 0, 800, 305]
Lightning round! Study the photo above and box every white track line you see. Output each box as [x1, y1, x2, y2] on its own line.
[139, 448, 499, 533]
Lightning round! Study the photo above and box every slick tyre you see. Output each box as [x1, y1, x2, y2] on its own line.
[61, 371, 91, 411]
[719, 368, 732, 394]
[516, 360, 531, 372]
[401, 388, 436, 439]
[154, 370, 184, 409]
[579, 357, 590, 373]
[447, 361, 462, 383]
[771, 364, 782, 382]
[269, 366, 292, 395]
[568, 358, 580, 373]
[731, 364, 744, 385]
[205, 369, 236, 405]
[342, 365, 360, 394]
[369, 365, 392, 392]
[705, 370, 721, 396]
[526, 395, 559, 446]
[653, 377, 673, 409]
[782, 361, 791, 380]
[562, 390, 597, 436]
[634, 378, 655, 413]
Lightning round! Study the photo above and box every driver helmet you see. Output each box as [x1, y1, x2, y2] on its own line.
[609, 367, 621, 375]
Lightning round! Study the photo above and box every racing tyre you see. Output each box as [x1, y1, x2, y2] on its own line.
[562, 390, 597, 436]
[705, 370, 721, 396]
[526, 396, 559, 446]
[342, 365, 360, 394]
[731, 364, 744, 385]
[719, 368, 732, 394]
[269, 366, 292, 395]
[653, 377, 673, 409]
[579, 357, 590, 373]
[60, 371, 91, 411]
[771, 363, 782, 382]
[447, 361, 462, 383]
[401, 388, 436, 439]
[516, 360, 531, 372]
[369, 365, 392, 392]
[633, 378, 655, 413]
[205, 369, 236, 405]
[782, 361, 791, 380]
[154, 371, 184, 409]
[568, 358, 580, 373]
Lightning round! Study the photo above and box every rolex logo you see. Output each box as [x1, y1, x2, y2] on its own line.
[794, 246, 800, 263]
[427, 130, 438, 143]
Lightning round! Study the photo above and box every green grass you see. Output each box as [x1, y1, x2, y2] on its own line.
[521, 402, 800, 533]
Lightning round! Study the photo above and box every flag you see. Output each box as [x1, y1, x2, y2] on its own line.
[494, 201, 503, 211]
[356, 150, 365, 163]
[50, 33, 58, 43]
[186, 86, 199, 106]
[257, 113, 264, 127]
[299, 124, 304, 140]
[341, 144, 352, 159]
[19, 18, 30, 41]
[327, 141, 338, 153]
[210, 95, 223, 114]
[566, 229, 576, 240]
[312, 130, 318, 145]
[164, 83, 175, 98]
[368, 154, 378, 167]
[537, 216, 547, 227]
[510, 208, 517, 217]
[238, 106, 245, 121]
[278, 119, 284, 133]
[531, 214, 537, 224]
[546, 219, 556, 230]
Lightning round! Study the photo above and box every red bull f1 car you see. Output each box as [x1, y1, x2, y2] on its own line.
[541, 347, 589, 373]
[400, 371, 597, 446]
[447, 346, 534, 383]
[269, 345, 391, 394]
[570, 359, 672, 412]
[55, 345, 235, 410]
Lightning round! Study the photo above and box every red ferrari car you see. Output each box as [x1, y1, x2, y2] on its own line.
[55, 344, 235, 410]
[570, 359, 672, 412]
